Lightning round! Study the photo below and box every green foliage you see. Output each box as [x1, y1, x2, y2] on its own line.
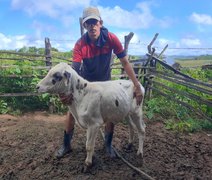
[36, 93, 67, 114]
[181, 67, 210, 82]
[18, 46, 45, 54]
[165, 119, 192, 133]
[49, 96, 68, 114]
[0, 100, 8, 114]
[145, 98, 163, 119]
[198, 54, 212, 60]
[0, 48, 69, 114]
[152, 63, 211, 118]
[175, 55, 212, 67]
[165, 118, 212, 133]
[144, 61, 211, 133]
[111, 57, 122, 80]
[145, 97, 178, 120]
[0, 48, 211, 134]
[145, 96, 212, 132]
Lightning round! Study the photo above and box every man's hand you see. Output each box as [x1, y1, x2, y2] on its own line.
[133, 85, 143, 106]
[59, 93, 73, 105]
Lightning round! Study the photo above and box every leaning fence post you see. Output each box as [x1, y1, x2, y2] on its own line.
[124, 32, 134, 55]
[121, 32, 134, 77]
[45, 37, 52, 66]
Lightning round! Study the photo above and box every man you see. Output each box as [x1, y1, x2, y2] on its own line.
[56, 6, 143, 158]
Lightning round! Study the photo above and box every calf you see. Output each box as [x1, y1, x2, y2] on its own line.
[36, 62, 146, 167]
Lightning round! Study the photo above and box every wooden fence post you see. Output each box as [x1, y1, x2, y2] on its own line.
[45, 37, 52, 66]
[120, 32, 134, 77]
[124, 32, 134, 55]
[158, 44, 168, 59]
[79, 18, 85, 36]
[45, 37, 54, 112]
[146, 75, 154, 100]
[144, 33, 159, 98]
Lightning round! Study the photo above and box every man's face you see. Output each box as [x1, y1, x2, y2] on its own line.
[84, 19, 102, 41]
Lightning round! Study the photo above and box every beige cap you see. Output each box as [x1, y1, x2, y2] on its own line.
[82, 7, 101, 24]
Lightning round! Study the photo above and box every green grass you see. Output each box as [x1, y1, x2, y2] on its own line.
[145, 96, 212, 133]
[175, 59, 212, 67]
[165, 118, 212, 133]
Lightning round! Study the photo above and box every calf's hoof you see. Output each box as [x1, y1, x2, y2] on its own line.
[136, 150, 143, 157]
[125, 143, 133, 151]
[82, 163, 92, 173]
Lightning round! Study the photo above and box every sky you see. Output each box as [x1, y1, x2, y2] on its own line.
[0, 0, 212, 56]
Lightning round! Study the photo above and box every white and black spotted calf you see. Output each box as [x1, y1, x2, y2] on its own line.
[36, 62, 146, 167]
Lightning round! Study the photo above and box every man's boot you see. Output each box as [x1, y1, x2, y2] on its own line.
[56, 130, 74, 158]
[104, 131, 116, 158]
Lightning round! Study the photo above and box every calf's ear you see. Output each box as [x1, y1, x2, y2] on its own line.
[64, 71, 71, 86]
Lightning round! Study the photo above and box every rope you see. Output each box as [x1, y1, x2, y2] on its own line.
[99, 129, 155, 180]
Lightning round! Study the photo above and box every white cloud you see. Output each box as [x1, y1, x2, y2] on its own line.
[0, 33, 12, 46]
[11, 0, 91, 17]
[0, 33, 43, 50]
[98, 1, 173, 30]
[181, 38, 201, 46]
[61, 15, 75, 28]
[10, 0, 95, 36]
[189, 13, 212, 25]
[0, 32, 76, 52]
[0, 33, 25, 49]
[11, 0, 92, 29]
[31, 20, 57, 38]
[0, 32, 207, 56]
[4, 1, 209, 56]
[10, 0, 173, 30]
[156, 16, 174, 28]
[111, 31, 144, 55]
[157, 38, 169, 47]
[99, 4, 154, 30]
[112, 33, 200, 56]
[144, 37, 204, 56]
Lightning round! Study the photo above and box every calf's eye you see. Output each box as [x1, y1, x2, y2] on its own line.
[52, 79, 56, 84]
[53, 72, 63, 81]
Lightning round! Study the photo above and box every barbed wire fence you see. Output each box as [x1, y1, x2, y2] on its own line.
[10, 37, 212, 54]
[0, 34, 211, 120]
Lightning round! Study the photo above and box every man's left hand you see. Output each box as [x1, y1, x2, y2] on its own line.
[133, 85, 143, 105]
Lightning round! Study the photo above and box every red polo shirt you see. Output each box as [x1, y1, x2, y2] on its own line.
[72, 27, 126, 81]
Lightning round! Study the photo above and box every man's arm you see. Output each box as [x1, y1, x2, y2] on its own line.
[120, 56, 143, 105]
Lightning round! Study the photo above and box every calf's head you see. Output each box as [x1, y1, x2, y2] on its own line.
[36, 63, 71, 94]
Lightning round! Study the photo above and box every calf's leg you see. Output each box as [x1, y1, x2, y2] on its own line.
[123, 115, 134, 150]
[130, 112, 145, 157]
[85, 125, 99, 167]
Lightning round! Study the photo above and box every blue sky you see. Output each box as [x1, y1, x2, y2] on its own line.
[0, 0, 212, 56]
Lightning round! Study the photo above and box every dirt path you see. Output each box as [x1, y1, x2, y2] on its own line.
[0, 112, 211, 180]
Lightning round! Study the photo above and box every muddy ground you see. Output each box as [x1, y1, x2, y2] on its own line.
[0, 111, 211, 180]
